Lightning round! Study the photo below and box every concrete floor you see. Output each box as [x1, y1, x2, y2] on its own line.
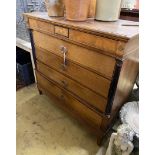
[16, 84, 100, 155]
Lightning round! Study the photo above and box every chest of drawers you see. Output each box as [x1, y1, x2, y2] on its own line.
[24, 12, 139, 145]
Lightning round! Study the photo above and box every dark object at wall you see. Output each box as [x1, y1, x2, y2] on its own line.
[128, 74, 139, 102]
[16, 77, 25, 90]
[16, 47, 35, 85]
[120, 9, 139, 22]
[128, 88, 139, 102]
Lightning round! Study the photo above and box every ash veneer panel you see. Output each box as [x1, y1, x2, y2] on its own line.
[37, 61, 108, 112]
[36, 72, 103, 128]
[35, 47, 111, 98]
[24, 12, 139, 145]
[29, 18, 54, 34]
[69, 29, 118, 54]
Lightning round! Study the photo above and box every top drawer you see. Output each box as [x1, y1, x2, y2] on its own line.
[33, 31, 116, 79]
[69, 29, 118, 54]
[29, 18, 54, 34]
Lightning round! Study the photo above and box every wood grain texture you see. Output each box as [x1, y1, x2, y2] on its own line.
[69, 29, 118, 54]
[54, 25, 69, 37]
[33, 31, 116, 78]
[36, 72, 103, 128]
[36, 73, 118, 147]
[111, 49, 139, 114]
[123, 35, 139, 58]
[29, 18, 54, 34]
[24, 12, 139, 145]
[24, 12, 139, 41]
[35, 47, 111, 97]
[38, 84, 106, 138]
[36, 61, 108, 113]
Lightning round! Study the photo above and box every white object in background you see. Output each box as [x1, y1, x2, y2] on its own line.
[105, 124, 134, 155]
[120, 101, 139, 137]
[95, 0, 122, 21]
[96, 147, 106, 155]
[121, 0, 136, 9]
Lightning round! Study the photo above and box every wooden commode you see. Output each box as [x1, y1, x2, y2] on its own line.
[24, 12, 139, 145]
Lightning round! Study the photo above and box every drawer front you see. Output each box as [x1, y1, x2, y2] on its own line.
[35, 47, 111, 98]
[54, 26, 69, 37]
[33, 31, 116, 78]
[36, 72, 103, 128]
[29, 19, 54, 34]
[37, 61, 107, 112]
[69, 29, 117, 54]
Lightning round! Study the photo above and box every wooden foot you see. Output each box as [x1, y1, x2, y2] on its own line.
[97, 136, 103, 146]
[38, 89, 43, 95]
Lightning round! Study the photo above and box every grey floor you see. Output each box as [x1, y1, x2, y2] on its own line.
[16, 84, 139, 155]
[17, 84, 99, 155]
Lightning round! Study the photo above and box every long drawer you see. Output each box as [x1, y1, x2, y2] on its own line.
[69, 29, 118, 54]
[36, 72, 103, 128]
[33, 31, 116, 78]
[35, 47, 111, 98]
[37, 61, 107, 112]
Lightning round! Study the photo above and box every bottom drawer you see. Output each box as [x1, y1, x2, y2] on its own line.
[36, 72, 103, 128]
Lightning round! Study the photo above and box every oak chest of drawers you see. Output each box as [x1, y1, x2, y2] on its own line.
[24, 12, 139, 145]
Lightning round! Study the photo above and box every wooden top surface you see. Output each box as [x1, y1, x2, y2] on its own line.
[24, 12, 139, 41]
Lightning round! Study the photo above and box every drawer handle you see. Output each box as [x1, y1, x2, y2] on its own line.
[60, 46, 68, 69]
[60, 46, 68, 53]
[61, 80, 68, 88]
[61, 64, 67, 71]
